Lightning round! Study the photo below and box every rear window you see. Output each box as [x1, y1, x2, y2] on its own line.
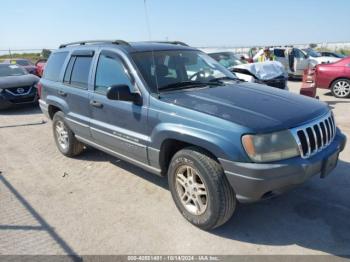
[274, 49, 285, 58]
[64, 56, 92, 89]
[43, 52, 68, 81]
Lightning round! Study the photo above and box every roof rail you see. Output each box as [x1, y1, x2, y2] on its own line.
[59, 40, 130, 49]
[149, 41, 189, 47]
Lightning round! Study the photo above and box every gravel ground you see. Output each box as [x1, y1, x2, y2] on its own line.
[0, 81, 349, 256]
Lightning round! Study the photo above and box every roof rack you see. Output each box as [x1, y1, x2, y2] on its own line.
[149, 41, 189, 47]
[59, 40, 130, 49]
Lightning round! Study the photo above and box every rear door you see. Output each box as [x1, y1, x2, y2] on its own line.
[61, 50, 94, 139]
[89, 50, 148, 163]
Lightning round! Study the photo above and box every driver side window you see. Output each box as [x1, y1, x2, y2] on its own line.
[95, 53, 133, 95]
[294, 49, 306, 59]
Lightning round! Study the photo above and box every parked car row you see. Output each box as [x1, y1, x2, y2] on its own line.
[208, 52, 288, 90]
[36, 40, 346, 230]
[0, 58, 47, 77]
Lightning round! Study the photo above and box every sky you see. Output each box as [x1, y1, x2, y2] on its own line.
[1, 0, 350, 51]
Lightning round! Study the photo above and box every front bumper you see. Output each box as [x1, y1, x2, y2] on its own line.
[220, 131, 346, 203]
[0, 88, 38, 109]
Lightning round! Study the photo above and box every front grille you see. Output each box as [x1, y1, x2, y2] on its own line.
[5, 86, 33, 96]
[290, 111, 336, 158]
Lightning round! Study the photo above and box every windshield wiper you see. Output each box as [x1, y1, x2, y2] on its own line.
[209, 76, 240, 83]
[159, 81, 222, 91]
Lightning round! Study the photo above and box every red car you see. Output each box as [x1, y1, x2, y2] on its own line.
[35, 59, 47, 77]
[315, 57, 350, 98]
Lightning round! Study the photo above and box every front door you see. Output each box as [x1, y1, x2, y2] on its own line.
[293, 48, 310, 76]
[89, 50, 148, 164]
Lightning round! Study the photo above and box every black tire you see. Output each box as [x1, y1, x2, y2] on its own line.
[331, 78, 350, 98]
[52, 111, 84, 157]
[168, 147, 236, 230]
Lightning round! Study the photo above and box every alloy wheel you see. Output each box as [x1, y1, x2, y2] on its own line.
[55, 120, 69, 150]
[175, 165, 208, 215]
[333, 80, 350, 97]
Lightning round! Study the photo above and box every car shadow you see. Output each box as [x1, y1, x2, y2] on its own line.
[76, 147, 350, 256]
[212, 159, 350, 256]
[0, 104, 41, 116]
[76, 148, 168, 190]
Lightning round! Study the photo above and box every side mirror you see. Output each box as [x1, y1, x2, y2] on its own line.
[106, 85, 142, 105]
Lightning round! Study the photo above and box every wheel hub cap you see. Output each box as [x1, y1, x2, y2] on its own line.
[334, 81, 350, 97]
[175, 165, 208, 215]
[55, 121, 69, 150]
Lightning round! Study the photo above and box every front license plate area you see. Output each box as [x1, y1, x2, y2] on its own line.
[321, 151, 339, 178]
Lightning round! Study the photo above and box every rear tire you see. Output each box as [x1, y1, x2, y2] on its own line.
[168, 147, 236, 230]
[52, 111, 84, 157]
[331, 79, 350, 98]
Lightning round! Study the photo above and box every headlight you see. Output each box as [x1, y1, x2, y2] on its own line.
[242, 130, 300, 162]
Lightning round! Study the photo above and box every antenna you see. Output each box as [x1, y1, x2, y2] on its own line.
[143, 0, 160, 96]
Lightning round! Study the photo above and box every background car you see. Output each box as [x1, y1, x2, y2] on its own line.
[301, 57, 350, 98]
[302, 48, 341, 64]
[209, 52, 288, 89]
[320, 51, 347, 59]
[1, 58, 38, 75]
[315, 57, 350, 98]
[0, 63, 39, 109]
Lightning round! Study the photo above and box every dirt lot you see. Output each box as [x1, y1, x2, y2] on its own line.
[1, 81, 349, 256]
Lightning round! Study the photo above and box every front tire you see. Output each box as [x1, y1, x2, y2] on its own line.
[52, 111, 84, 157]
[331, 79, 350, 98]
[168, 147, 236, 230]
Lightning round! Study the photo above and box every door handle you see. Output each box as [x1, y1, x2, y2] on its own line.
[58, 90, 67, 97]
[90, 100, 103, 108]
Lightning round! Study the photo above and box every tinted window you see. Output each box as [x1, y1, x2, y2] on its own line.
[44, 52, 68, 81]
[63, 57, 76, 83]
[274, 49, 285, 58]
[294, 49, 307, 59]
[95, 54, 132, 94]
[70, 57, 92, 89]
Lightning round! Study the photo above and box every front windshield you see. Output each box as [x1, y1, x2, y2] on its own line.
[0, 64, 27, 77]
[305, 48, 321, 57]
[209, 52, 246, 69]
[132, 50, 237, 92]
[13, 60, 31, 66]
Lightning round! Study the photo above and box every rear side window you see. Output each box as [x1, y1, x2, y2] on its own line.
[274, 49, 285, 58]
[44, 52, 68, 81]
[64, 56, 92, 89]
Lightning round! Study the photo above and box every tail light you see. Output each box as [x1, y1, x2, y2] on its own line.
[36, 82, 43, 98]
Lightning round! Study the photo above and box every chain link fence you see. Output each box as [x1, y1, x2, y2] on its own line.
[199, 41, 350, 55]
[1, 42, 349, 60]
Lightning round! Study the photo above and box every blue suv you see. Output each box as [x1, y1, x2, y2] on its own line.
[39, 40, 346, 229]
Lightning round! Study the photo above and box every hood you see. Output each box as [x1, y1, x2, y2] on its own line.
[232, 61, 287, 80]
[0, 74, 39, 89]
[160, 83, 329, 133]
[311, 56, 340, 65]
